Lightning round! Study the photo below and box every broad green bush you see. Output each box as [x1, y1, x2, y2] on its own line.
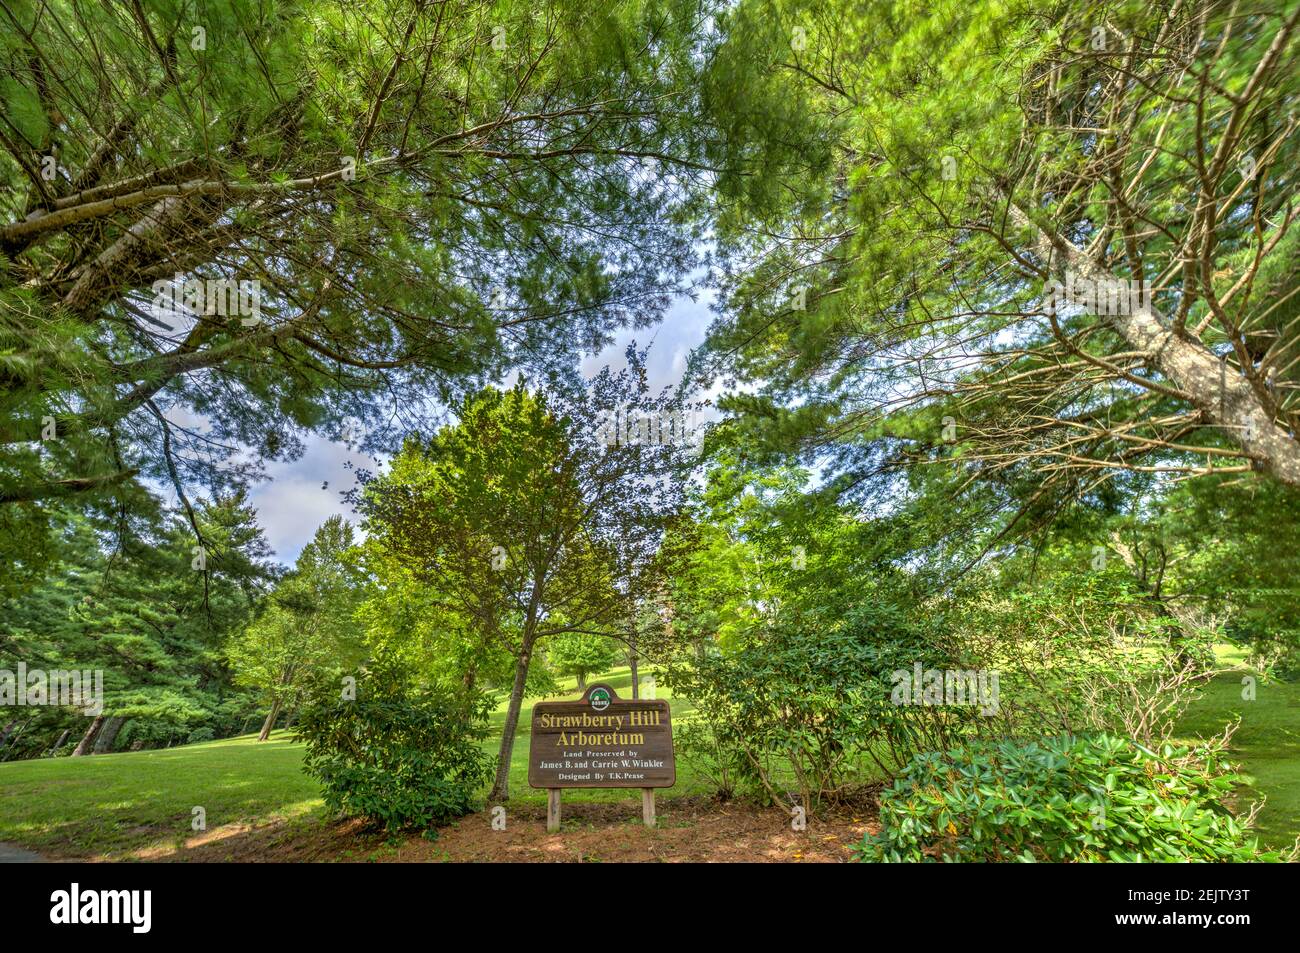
[294, 660, 493, 835]
[856, 734, 1285, 862]
[673, 718, 748, 801]
[665, 604, 966, 809]
[941, 565, 1221, 744]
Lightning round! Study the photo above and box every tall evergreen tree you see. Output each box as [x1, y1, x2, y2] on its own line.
[0, 0, 709, 585]
[697, 0, 1300, 515]
[0, 492, 275, 758]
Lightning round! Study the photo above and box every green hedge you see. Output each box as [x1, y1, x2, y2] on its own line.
[856, 734, 1285, 862]
[295, 661, 493, 835]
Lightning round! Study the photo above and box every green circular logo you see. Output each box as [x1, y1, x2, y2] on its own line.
[590, 687, 611, 711]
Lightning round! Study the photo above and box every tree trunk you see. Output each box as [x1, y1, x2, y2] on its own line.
[47, 729, 71, 756]
[1011, 203, 1300, 484]
[0, 716, 34, 761]
[576, 672, 586, 691]
[489, 638, 535, 802]
[629, 633, 640, 700]
[258, 700, 282, 741]
[1109, 533, 1201, 666]
[92, 716, 127, 754]
[71, 715, 105, 756]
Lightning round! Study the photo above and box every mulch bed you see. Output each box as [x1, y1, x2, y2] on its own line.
[120, 794, 880, 863]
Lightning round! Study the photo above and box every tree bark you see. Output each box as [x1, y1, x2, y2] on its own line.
[92, 716, 127, 754]
[47, 729, 71, 756]
[258, 700, 282, 741]
[629, 633, 640, 700]
[489, 638, 535, 802]
[0, 716, 34, 761]
[1011, 203, 1300, 485]
[576, 672, 586, 691]
[0, 467, 140, 503]
[71, 715, 105, 756]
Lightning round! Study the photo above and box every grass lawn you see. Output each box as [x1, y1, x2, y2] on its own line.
[0, 733, 321, 857]
[0, 665, 701, 857]
[1174, 648, 1300, 850]
[1, 659, 1296, 858]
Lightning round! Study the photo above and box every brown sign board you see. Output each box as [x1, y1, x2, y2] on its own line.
[528, 683, 675, 789]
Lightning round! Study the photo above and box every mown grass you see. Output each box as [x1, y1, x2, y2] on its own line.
[0, 658, 1295, 857]
[0, 665, 696, 857]
[1174, 651, 1300, 850]
[0, 733, 320, 856]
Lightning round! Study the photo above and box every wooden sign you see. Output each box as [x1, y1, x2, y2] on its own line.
[528, 683, 674, 831]
[528, 683, 675, 789]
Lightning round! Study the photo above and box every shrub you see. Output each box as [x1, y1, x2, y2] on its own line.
[294, 660, 494, 835]
[186, 726, 215, 745]
[855, 734, 1285, 862]
[664, 604, 965, 810]
[943, 567, 1220, 745]
[674, 718, 746, 801]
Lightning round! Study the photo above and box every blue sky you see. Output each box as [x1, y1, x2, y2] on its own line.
[246, 289, 717, 565]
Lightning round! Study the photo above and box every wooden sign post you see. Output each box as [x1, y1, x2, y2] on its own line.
[528, 683, 675, 832]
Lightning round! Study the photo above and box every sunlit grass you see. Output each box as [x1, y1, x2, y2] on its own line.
[1, 654, 1294, 857]
[1175, 648, 1300, 850]
[0, 733, 321, 856]
[0, 663, 703, 855]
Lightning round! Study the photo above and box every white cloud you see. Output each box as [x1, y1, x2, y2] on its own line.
[581, 288, 715, 393]
[248, 439, 373, 564]
[252, 288, 716, 563]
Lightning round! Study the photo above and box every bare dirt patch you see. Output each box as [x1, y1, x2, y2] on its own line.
[124, 795, 878, 863]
